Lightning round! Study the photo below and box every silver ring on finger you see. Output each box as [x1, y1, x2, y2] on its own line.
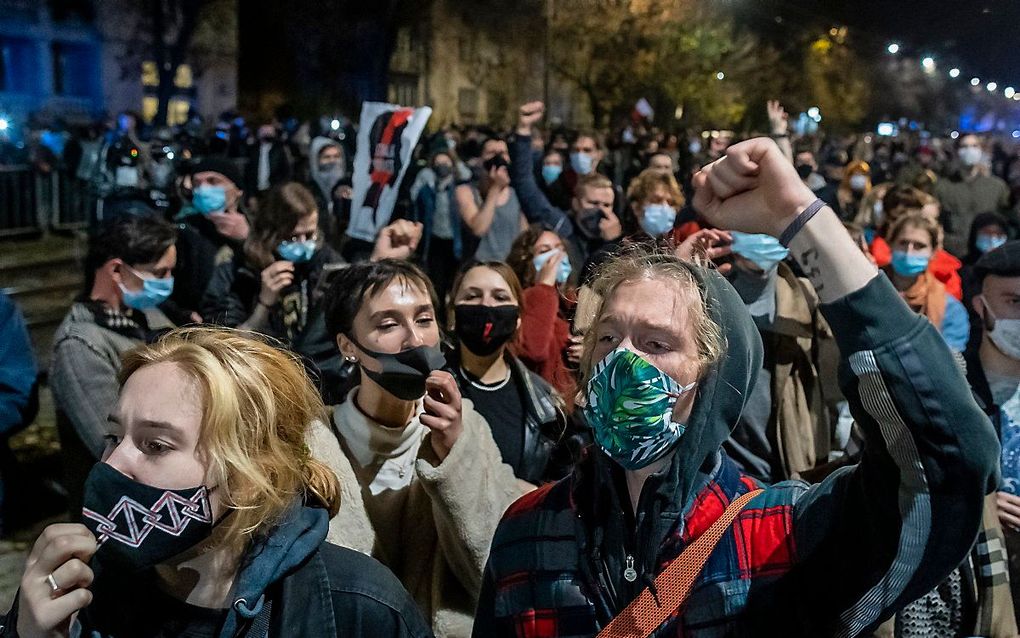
[46, 572, 61, 594]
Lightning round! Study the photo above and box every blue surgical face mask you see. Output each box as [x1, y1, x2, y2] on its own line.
[890, 250, 930, 276]
[119, 266, 174, 310]
[277, 239, 317, 263]
[541, 164, 563, 185]
[570, 152, 594, 176]
[730, 231, 790, 271]
[977, 235, 1008, 254]
[532, 249, 572, 285]
[192, 185, 228, 215]
[639, 203, 677, 237]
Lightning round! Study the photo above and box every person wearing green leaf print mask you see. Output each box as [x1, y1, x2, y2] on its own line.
[476, 137, 998, 637]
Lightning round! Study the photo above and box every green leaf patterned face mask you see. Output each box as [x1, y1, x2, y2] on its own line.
[582, 347, 696, 470]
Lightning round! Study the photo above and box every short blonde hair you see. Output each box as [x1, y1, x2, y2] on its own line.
[119, 327, 340, 542]
[578, 245, 724, 390]
[626, 168, 685, 209]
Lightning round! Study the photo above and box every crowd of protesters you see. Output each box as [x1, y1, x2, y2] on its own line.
[1, 93, 1020, 637]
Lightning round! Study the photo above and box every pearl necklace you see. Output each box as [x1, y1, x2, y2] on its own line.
[459, 365, 511, 391]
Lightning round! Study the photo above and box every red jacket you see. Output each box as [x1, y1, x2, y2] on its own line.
[514, 284, 576, 408]
[870, 236, 963, 300]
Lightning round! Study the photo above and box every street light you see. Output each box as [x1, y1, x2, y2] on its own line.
[921, 56, 935, 72]
[950, 131, 960, 139]
[987, 82, 998, 92]
[949, 68, 961, 78]
[0, 118, 8, 132]
[1007, 87, 1016, 99]
[887, 43, 900, 54]
[330, 119, 341, 131]
[971, 77, 981, 86]
[715, 71, 725, 80]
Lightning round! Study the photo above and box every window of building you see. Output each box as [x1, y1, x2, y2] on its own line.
[0, 36, 40, 94]
[142, 96, 191, 126]
[458, 87, 479, 121]
[388, 73, 419, 106]
[487, 89, 508, 125]
[142, 62, 192, 88]
[52, 41, 96, 97]
[142, 61, 158, 87]
[174, 64, 192, 89]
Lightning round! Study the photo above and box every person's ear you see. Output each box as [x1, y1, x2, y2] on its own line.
[571, 196, 582, 213]
[107, 259, 126, 285]
[227, 183, 242, 207]
[336, 333, 357, 361]
[973, 294, 996, 332]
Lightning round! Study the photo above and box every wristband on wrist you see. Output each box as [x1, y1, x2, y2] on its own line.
[779, 198, 826, 248]
[770, 133, 789, 139]
[256, 298, 273, 308]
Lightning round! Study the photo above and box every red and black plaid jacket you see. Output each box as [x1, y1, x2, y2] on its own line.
[475, 452, 799, 638]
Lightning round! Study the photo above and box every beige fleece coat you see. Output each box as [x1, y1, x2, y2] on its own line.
[307, 396, 531, 638]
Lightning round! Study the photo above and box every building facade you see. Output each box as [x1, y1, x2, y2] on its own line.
[0, 0, 237, 129]
[387, 0, 589, 128]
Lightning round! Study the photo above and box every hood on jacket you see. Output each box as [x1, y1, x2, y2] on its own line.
[309, 136, 345, 199]
[218, 502, 329, 637]
[578, 261, 763, 578]
[649, 263, 763, 508]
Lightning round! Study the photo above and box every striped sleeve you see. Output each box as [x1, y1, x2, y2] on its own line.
[781, 274, 999, 636]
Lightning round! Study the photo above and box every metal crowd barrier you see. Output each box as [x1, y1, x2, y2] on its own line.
[0, 165, 92, 237]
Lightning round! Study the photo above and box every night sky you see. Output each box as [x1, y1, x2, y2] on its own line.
[736, 0, 1020, 87]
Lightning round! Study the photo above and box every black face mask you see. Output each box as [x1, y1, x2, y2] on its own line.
[577, 207, 604, 239]
[348, 336, 447, 401]
[483, 154, 510, 172]
[454, 304, 520, 356]
[82, 462, 214, 574]
[434, 164, 453, 179]
[795, 164, 814, 180]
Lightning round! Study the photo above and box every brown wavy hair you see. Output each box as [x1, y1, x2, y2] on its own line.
[244, 182, 318, 270]
[506, 224, 551, 289]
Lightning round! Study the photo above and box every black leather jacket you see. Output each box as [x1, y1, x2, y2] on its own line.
[447, 347, 579, 484]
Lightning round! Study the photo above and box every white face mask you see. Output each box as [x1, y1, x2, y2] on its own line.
[959, 146, 983, 167]
[849, 174, 868, 192]
[984, 295, 1020, 360]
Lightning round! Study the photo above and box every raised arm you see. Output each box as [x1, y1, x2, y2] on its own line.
[767, 100, 794, 164]
[455, 173, 506, 238]
[510, 101, 573, 238]
[693, 138, 999, 635]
